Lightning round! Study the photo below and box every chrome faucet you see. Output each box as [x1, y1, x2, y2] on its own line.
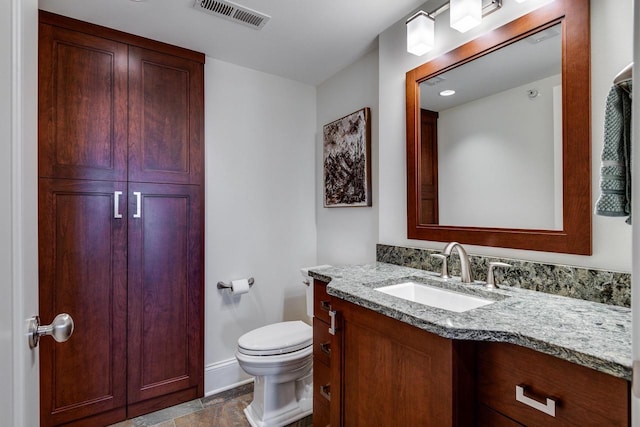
[442, 242, 473, 283]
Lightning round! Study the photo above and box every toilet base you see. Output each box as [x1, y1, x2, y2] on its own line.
[244, 403, 312, 427]
[243, 370, 313, 427]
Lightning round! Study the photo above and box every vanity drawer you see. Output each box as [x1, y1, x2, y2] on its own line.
[313, 396, 330, 427]
[476, 342, 630, 426]
[313, 318, 332, 366]
[313, 279, 332, 325]
[313, 354, 331, 404]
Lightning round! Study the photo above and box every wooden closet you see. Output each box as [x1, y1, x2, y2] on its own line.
[38, 11, 205, 426]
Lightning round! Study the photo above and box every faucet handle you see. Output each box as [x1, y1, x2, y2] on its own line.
[486, 262, 511, 289]
[430, 254, 450, 279]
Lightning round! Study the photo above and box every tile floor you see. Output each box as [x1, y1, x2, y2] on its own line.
[108, 383, 313, 427]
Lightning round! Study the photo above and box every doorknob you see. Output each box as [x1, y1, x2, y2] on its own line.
[28, 313, 75, 349]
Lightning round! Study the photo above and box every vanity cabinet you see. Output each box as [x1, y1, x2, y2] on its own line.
[313, 280, 334, 426]
[313, 279, 631, 427]
[476, 342, 630, 426]
[313, 279, 475, 427]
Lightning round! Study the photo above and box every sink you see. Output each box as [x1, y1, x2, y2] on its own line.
[375, 281, 494, 313]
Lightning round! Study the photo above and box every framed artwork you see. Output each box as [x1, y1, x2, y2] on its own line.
[323, 107, 372, 207]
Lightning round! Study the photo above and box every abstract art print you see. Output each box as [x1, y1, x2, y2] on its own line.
[323, 108, 372, 207]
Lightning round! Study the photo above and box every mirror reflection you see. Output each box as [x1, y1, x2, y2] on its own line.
[418, 24, 562, 230]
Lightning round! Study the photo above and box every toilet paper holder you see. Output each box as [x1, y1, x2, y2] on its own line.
[217, 277, 255, 290]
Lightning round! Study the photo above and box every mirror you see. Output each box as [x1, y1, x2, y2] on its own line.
[406, 0, 591, 254]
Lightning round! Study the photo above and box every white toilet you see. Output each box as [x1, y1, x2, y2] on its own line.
[236, 267, 326, 427]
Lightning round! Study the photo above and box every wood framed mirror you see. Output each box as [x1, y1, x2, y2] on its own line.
[406, 0, 591, 255]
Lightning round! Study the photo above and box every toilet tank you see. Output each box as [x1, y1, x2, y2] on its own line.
[300, 265, 331, 318]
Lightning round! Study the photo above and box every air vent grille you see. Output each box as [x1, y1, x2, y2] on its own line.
[194, 0, 270, 30]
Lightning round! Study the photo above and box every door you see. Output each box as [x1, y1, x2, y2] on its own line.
[419, 109, 439, 224]
[38, 179, 128, 427]
[127, 183, 204, 416]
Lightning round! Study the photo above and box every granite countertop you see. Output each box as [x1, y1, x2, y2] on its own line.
[309, 262, 632, 380]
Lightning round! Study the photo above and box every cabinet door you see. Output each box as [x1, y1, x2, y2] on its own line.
[127, 183, 204, 414]
[330, 298, 475, 427]
[128, 47, 204, 185]
[39, 179, 128, 427]
[39, 23, 128, 181]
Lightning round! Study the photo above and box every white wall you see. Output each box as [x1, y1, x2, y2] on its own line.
[378, 0, 634, 272]
[204, 58, 317, 393]
[438, 75, 561, 229]
[316, 49, 379, 265]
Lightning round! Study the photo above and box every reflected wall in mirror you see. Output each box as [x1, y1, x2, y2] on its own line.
[406, 0, 591, 254]
[420, 24, 563, 230]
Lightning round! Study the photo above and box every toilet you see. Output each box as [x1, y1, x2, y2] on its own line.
[236, 267, 327, 427]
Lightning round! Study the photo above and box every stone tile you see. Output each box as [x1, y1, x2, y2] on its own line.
[174, 394, 251, 427]
[132, 399, 204, 426]
[202, 382, 254, 407]
[108, 420, 135, 427]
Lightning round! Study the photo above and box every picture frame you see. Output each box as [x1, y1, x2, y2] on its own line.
[323, 107, 372, 207]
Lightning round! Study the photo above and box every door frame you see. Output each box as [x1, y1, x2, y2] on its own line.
[3, 0, 40, 425]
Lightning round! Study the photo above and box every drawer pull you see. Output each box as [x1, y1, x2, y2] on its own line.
[515, 385, 556, 417]
[329, 310, 337, 335]
[320, 384, 331, 401]
[320, 300, 331, 312]
[320, 342, 331, 356]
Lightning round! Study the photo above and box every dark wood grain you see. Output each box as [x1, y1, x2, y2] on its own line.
[477, 404, 525, 427]
[127, 183, 204, 405]
[329, 297, 475, 426]
[477, 342, 630, 426]
[406, 0, 591, 254]
[420, 109, 439, 224]
[39, 11, 205, 63]
[128, 46, 204, 185]
[39, 23, 128, 181]
[39, 12, 205, 425]
[38, 179, 128, 427]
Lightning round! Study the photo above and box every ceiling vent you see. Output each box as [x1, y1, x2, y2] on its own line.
[194, 0, 270, 30]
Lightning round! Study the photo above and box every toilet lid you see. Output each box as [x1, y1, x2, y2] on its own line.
[237, 321, 312, 356]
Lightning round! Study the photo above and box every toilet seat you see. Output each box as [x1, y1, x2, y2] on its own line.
[238, 321, 312, 356]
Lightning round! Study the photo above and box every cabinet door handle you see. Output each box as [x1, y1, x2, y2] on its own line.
[133, 191, 142, 218]
[320, 384, 331, 401]
[320, 342, 331, 356]
[515, 385, 556, 417]
[320, 300, 331, 312]
[329, 309, 337, 335]
[114, 191, 123, 219]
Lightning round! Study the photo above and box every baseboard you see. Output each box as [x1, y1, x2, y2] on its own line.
[204, 357, 253, 396]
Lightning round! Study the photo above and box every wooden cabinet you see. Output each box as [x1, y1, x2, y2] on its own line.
[476, 342, 630, 426]
[312, 280, 333, 426]
[38, 23, 128, 182]
[38, 11, 204, 426]
[313, 279, 475, 427]
[314, 279, 631, 427]
[38, 179, 129, 427]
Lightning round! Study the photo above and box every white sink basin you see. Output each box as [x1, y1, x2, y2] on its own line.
[375, 281, 494, 313]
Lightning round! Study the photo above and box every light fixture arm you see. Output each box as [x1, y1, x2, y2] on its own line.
[409, 0, 502, 23]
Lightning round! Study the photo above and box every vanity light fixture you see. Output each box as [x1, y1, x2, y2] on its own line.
[406, 11, 435, 56]
[406, 0, 502, 56]
[450, 0, 482, 33]
[440, 89, 456, 96]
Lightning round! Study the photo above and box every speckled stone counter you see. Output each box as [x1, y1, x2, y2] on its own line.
[309, 263, 632, 381]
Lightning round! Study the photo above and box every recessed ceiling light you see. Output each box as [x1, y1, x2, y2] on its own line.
[439, 89, 456, 96]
